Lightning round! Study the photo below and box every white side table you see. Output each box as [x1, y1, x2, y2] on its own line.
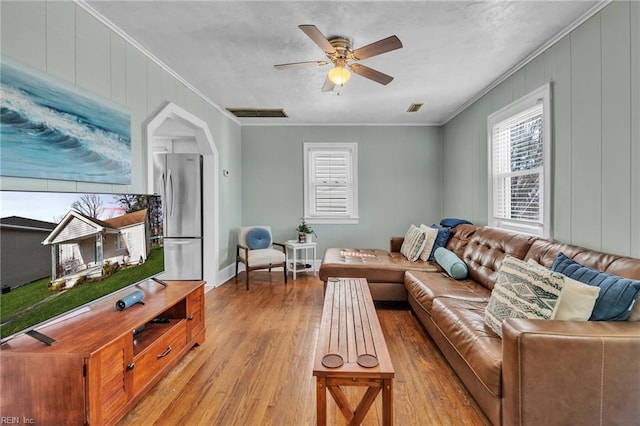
[285, 241, 317, 280]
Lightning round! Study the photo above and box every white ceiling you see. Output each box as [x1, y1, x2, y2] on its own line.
[83, 1, 603, 126]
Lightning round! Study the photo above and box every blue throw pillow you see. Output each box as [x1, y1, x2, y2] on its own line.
[440, 218, 473, 228]
[428, 225, 452, 261]
[552, 252, 640, 321]
[434, 247, 468, 280]
[246, 227, 271, 249]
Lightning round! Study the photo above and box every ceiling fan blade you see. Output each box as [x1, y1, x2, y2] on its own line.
[274, 60, 330, 70]
[352, 35, 403, 60]
[321, 76, 336, 92]
[350, 63, 394, 85]
[299, 25, 336, 55]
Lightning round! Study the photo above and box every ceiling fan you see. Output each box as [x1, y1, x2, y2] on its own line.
[274, 25, 403, 92]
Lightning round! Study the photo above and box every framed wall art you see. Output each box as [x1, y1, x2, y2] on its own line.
[0, 57, 131, 185]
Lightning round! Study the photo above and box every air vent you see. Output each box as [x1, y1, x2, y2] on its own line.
[226, 108, 288, 118]
[406, 103, 423, 113]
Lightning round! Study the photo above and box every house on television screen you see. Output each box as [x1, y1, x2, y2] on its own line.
[0, 216, 57, 291]
[42, 209, 151, 285]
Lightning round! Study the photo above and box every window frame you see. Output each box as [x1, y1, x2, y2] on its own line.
[303, 142, 359, 225]
[115, 233, 125, 251]
[487, 83, 552, 238]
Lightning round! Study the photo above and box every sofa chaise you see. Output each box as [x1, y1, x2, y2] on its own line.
[319, 224, 640, 425]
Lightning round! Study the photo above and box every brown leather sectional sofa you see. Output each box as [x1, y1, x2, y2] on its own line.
[319, 224, 640, 425]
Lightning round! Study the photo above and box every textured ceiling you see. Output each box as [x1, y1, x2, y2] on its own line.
[84, 1, 602, 126]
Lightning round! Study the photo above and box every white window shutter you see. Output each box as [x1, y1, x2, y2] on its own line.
[311, 151, 349, 214]
[304, 143, 358, 224]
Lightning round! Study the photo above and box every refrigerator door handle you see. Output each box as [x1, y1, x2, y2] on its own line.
[168, 169, 174, 217]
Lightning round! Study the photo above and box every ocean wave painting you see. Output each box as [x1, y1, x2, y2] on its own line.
[0, 58, 131, 184]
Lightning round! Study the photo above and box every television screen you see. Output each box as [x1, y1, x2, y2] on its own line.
[0, 190, 164, 341]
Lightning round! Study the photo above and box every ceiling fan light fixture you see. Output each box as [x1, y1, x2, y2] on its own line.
[328, 65, 351, 86]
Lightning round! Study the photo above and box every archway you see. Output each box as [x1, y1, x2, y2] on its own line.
[144, 102, 219, 287]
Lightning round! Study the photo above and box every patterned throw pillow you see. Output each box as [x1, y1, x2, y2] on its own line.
[485, 255, 564, 337]
[527, 259, 599, 321]
[400, 225, 427, 262]
[419, 224, 439, 261]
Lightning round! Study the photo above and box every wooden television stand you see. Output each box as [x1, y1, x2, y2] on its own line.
[0, 279, 205, 425]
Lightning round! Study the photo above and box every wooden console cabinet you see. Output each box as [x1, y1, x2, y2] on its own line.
[0, 280, 205, 425]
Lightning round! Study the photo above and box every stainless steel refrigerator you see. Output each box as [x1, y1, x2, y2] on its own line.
[153, 153, 203, 280]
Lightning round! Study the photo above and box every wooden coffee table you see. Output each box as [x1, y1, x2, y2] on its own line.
[313, 277, 395, 425]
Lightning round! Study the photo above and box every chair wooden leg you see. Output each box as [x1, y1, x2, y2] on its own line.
[235, 260, 239, 281]
[284, 264, 287, 284]
[245, 268, 250, 291]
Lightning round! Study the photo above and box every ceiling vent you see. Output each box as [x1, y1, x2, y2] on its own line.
[226, 108, 288, 118]
[406, 103, 423, 113]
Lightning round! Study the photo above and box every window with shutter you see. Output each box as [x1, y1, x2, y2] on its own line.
[488, 84, 551, 238]
[303, 143, 358, 224]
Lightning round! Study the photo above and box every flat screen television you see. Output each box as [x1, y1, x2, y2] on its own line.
[0, 190, 164, 342]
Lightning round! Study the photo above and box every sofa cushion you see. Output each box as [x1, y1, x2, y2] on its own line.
[428, 224, 452, 261]
[241, 248, 285, 266]
[400, 224, 427, 262]
[462, 227, 537, 291]
[404, 271, 491, 315]
[319, 248, 438, 284]
[485, 256, 564, 337]
[525, 239, 640, 280]
[418, 225, 439, 261]
[445, 224, 479, 258]
[435, 247, 468, 280]
[552, 252, 640, 321]
[431, 298, 503, 398]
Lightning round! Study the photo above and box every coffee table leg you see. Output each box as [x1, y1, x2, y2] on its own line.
[316, 377, 327, 426]
[383, 378, 393, 426]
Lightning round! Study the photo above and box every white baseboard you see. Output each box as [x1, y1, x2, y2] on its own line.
[207, 259, 321, 293]
[208, 262, 239, 290]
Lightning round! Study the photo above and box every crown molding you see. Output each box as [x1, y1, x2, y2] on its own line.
[441, 0, 611, 125]
[76, 0, 611, 129]
[74, 0, 241, 126]
[239, 121, 439, 127]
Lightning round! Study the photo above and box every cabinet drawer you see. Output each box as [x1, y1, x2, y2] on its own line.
[188, 287, 203, 308]
[132, 320, 186, 393]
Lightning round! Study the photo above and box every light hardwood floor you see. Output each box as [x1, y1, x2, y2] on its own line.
[119, 272, 490, 425]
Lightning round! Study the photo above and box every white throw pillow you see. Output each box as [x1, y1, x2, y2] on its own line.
[419, 224, 439, 261]
[400, 225, 427, 262]
[554, 276, 600, 321]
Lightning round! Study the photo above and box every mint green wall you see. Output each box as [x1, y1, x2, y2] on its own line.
[0, 1, 242, 271]
[241, 126, 442, 255]
[3, 0, 637, 269]
[442, 0, 640, 258]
